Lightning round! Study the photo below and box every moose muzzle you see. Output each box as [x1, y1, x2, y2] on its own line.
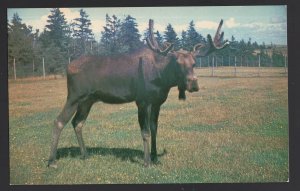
[186, 76, 199, 92]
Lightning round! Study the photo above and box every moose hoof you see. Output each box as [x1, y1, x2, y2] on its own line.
[144, 162, 150, 168]
[80, 153, 90, 160]
[47, 161, 58, 169]
[151, 155, 160, 165]
[152, 159, 161, 165]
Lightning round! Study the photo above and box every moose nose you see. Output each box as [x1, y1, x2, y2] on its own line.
[187, 76, 199, 92]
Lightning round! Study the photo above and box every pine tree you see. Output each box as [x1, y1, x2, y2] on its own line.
[38, 8, 71, 74]
[181, 30, 188, 49]
[186, 21, 205, 51]
[231, 35, 236, 42]
[36, 29, 66, 74]
[8, 13, 35, 74]
[72, 9, 94, 57]
[100, 14, 122, 55]
[143, 29, 164, 48]
[45, 8, 70, 52]
[119, 15, 143, 52]
[164, 23, 179, 50]
[155, 31, 164, 47]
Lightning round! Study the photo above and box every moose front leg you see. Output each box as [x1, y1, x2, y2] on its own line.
[178, 87, 186, 100]
[150, 104, 161, 163]
[137, 103, 152, 167]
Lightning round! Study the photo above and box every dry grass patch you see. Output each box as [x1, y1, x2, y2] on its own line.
[9, 78, 67, 117]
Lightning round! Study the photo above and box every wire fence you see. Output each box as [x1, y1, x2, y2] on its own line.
[8, 57, 69, 80]
[8, 54, 288, 80]
[195, 55, 287, 77]
[195, 67, 287, 78]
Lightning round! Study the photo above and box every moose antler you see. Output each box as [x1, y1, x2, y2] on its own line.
[146, 19, 174, 56]
[193, 19, 230, 57]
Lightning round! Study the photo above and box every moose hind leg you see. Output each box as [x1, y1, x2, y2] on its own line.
[48, 100, 78, 168]
[71, 100, 94, 160]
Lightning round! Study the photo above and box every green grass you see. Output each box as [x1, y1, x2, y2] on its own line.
[9, 67, 289, 184]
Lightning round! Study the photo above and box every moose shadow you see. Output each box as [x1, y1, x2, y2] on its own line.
[56, 146, 167, 165]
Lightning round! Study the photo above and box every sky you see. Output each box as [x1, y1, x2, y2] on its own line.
[7, 6, 287, 45]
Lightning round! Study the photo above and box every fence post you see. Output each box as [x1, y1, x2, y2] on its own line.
[207, 56, 209, 67]
[212, 56, 214, 77]
[229, 56, 230, 67]
[13, 58, 16, 80]
[285, 55, 287, 73]
[199, 57, 201, 68]
[240, 56, 243, 67]
[222, 56, 223, 67]
[258, 54, 261, 77]
[33, 59, 35, 76]
[43, 57, 46, 79]
[234, 56, 237, 77]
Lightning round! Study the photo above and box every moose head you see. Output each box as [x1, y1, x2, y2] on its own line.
[146, 19, 229, 100]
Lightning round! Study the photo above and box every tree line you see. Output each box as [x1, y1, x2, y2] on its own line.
[8, 8, 287, 78]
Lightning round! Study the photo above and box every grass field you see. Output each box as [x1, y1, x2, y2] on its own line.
[9, 67, 288, 184]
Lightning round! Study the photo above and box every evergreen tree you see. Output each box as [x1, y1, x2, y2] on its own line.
[8, 13, 35, 70]
[181, 30, 188, 49]
[36, 29, 66, 74]
[72, 9, 94, 57]
[45, 8, 70, 52]
[164, 23, 179, 50]
[37, 8, 71, 74]
[143, 28, 165, 49]
[119, 15, 143, 52]
[186, 21, 205, 51]
[252, 41, 259, 49]
[100, 14, 122, 55]
[231, 35, 236, 43]
[155, 31, 164, 47]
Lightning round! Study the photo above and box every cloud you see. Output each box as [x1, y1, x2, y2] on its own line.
[194, 18, 241, 30]
[60, 8, 80, 23]
[26, 17, 47, 32]
[90, 19, 105, 37]
[224, 17, 240, 28]
[137, 22, 149, 34]
[23, 8, 75, 32]
[195, 20, 219, 30]
[61, 8, 106, 38]
[25, 8, 81, 32]
[222, 17, 286, 35]
[242, 22, 262, 29]
[241, 21, 286, 33]
[173, 24, 189, 33]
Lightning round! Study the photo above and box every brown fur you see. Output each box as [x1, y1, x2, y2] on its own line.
[67, 56, 95, 74]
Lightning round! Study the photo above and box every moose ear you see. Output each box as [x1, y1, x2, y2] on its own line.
[178, 88, 186, 100]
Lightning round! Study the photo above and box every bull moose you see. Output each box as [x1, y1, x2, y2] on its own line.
[48, 19, 229, 168]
